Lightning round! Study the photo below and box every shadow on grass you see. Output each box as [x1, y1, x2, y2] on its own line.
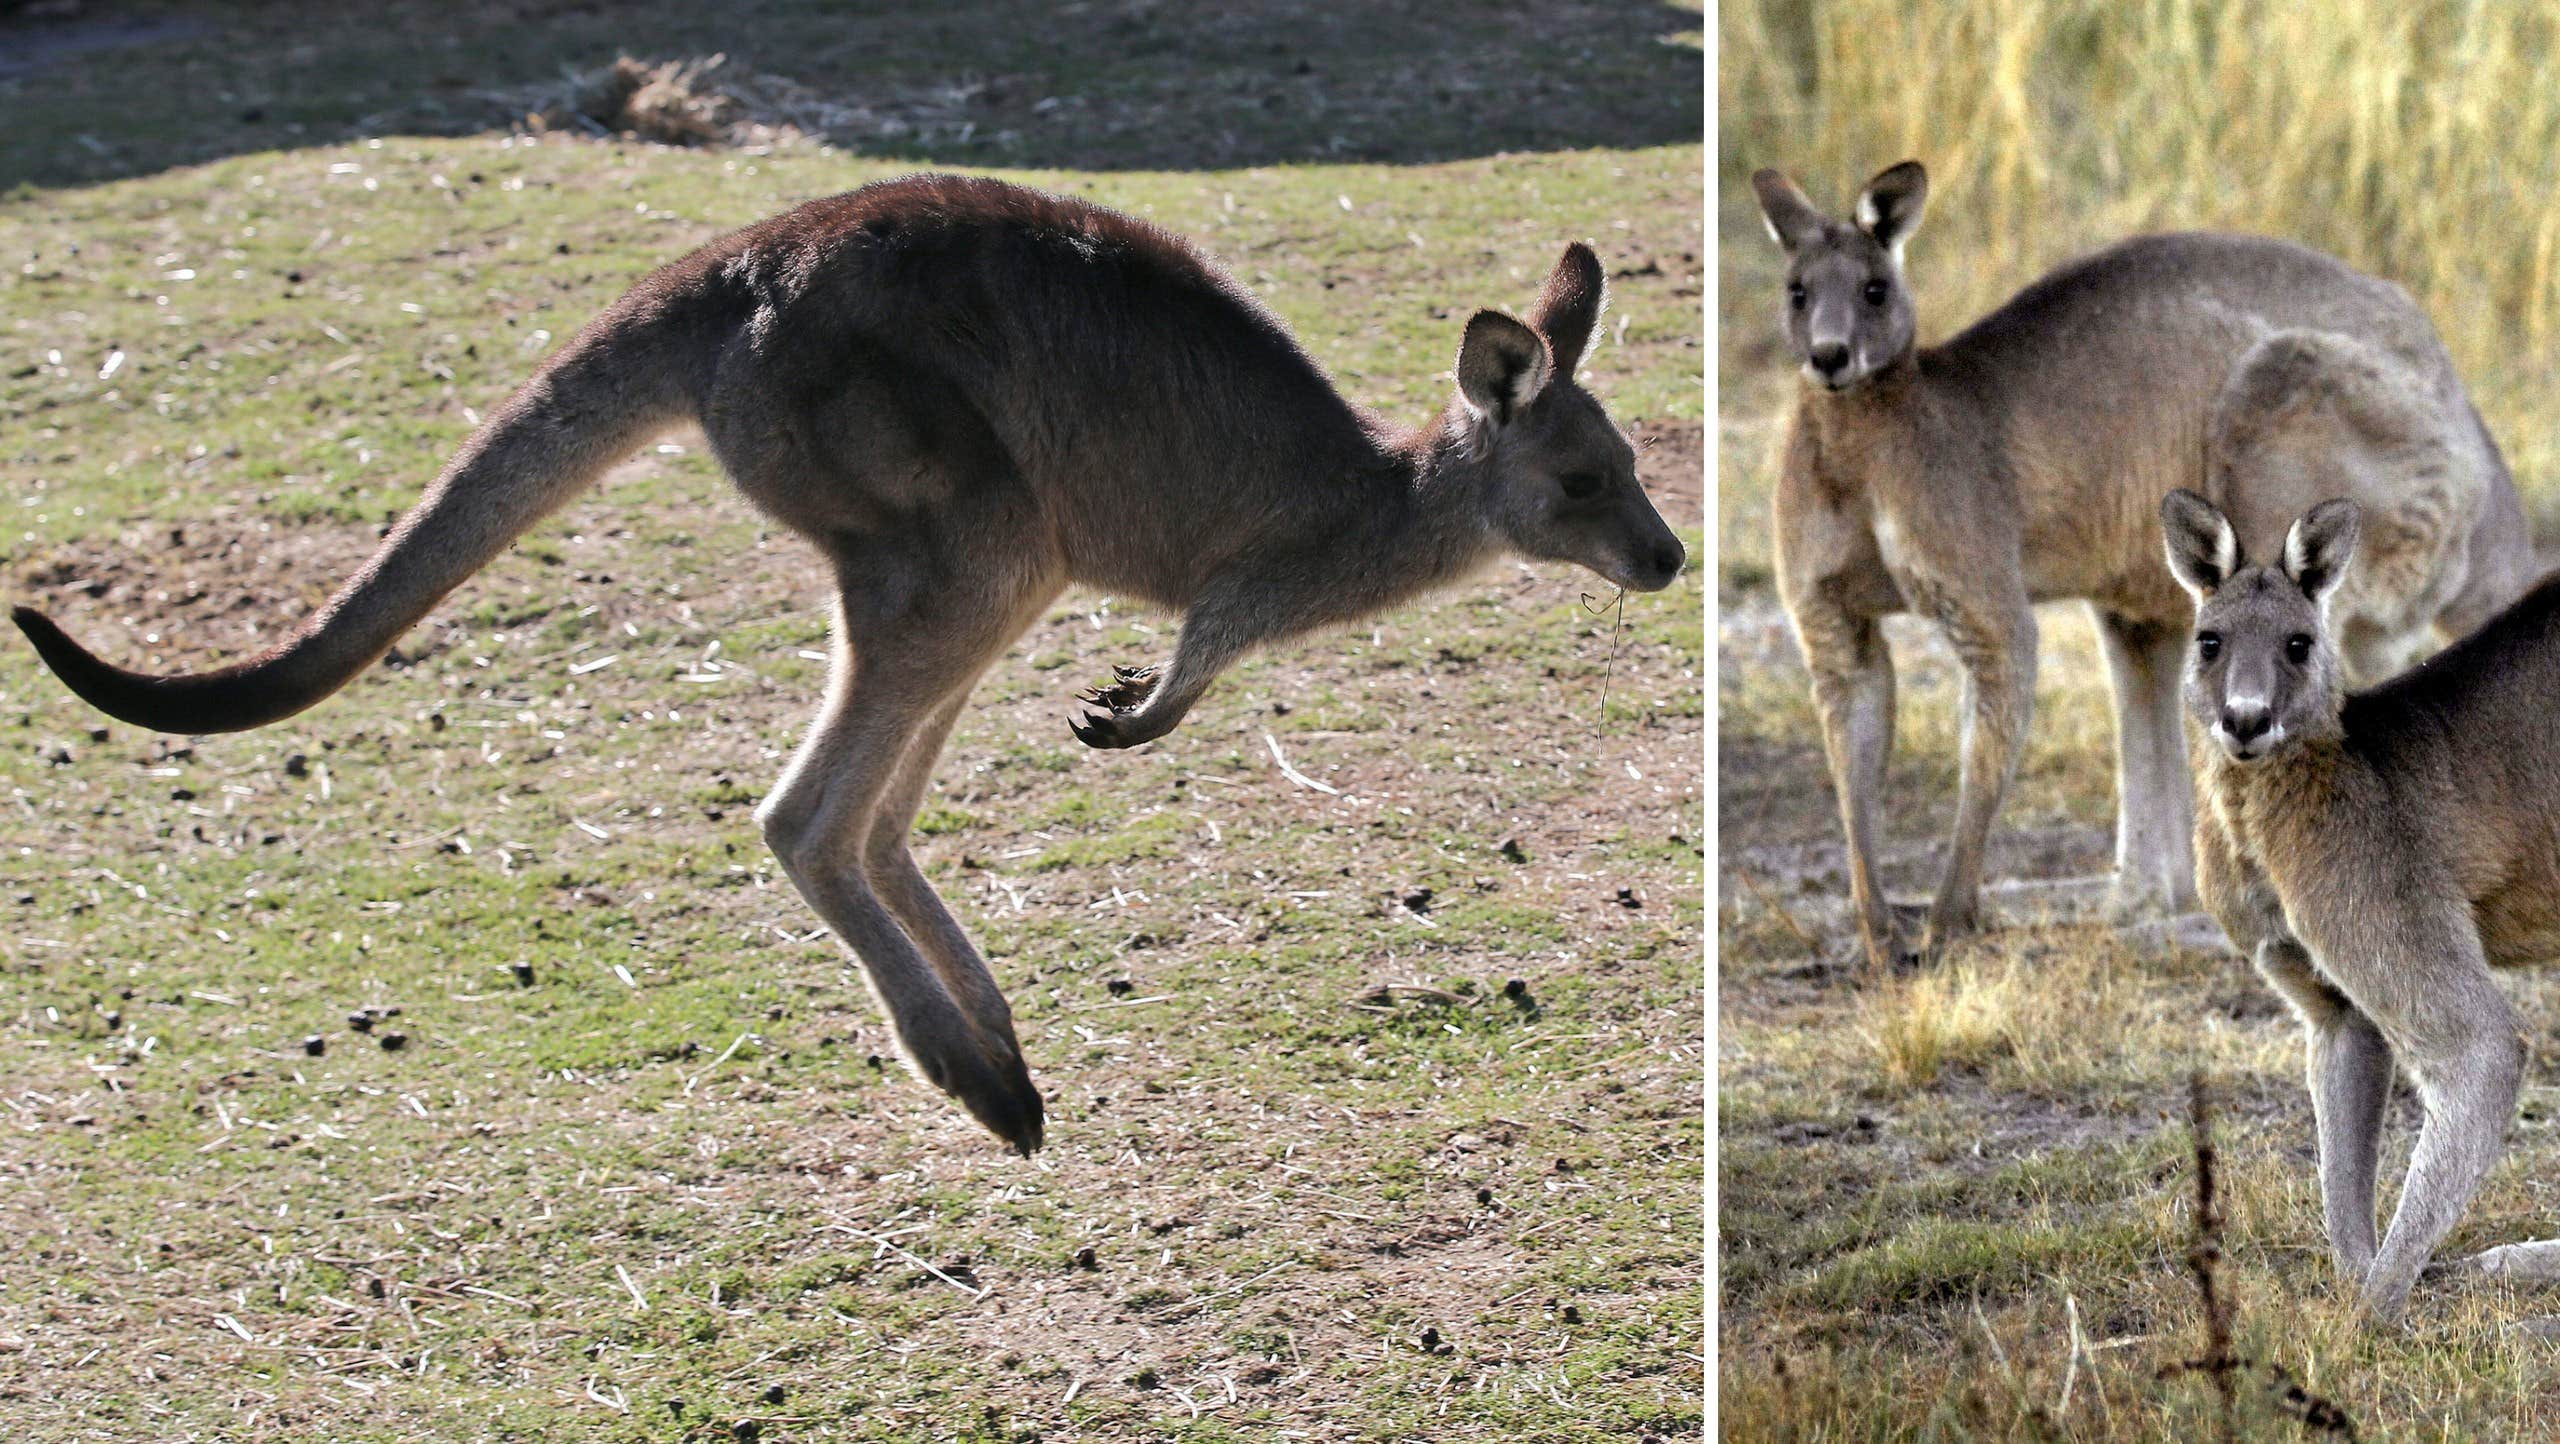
[0, 0, 1702, 189]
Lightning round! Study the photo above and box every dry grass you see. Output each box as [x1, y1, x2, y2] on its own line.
[560, 55, 745, 147]
[1863, 929, 2149, 1093]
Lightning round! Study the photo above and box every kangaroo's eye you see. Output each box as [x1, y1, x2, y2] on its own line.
[1560, 472, 1603, 501]
[2196, 633, 2222, 662]
[1787, 282, 1807, 311]
[2285, 634, 2314, 664]
[1863, 279, 1891, 306]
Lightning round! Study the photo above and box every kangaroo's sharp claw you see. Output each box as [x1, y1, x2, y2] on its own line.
[1070, 662, 1170, 748]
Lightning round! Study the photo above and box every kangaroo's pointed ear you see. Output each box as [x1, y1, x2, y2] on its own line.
[1752, 168, 1828, 254]
[1854, 160, 1928, 267]
[1529, 242, 1606, 378]
[2161, 488, 2241, 601]
[2282, 498, 2361, 606]
[1456, 310, 1552, 426]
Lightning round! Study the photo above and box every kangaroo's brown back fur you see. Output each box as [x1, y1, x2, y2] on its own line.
[1752, 159, 2532, 969]
[16, 174, 1684, 1151]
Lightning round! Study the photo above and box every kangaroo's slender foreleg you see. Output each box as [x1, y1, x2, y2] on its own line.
[1910, 574, 2036, 954]
[2096, 610, 2199, 917]
[2310, 914, 2522, 1322]
[2257, 938, 2392, 1283]
[1789, 599, 1900, 968]
[1071, 564, 1338, 750]
[760, 563, 1057, 1154]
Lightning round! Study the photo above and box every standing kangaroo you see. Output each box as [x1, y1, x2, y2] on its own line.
[2167, 488, 2559, 1323]
[1752, 160, 2530, 968]
[13, 174, 1686, 1154]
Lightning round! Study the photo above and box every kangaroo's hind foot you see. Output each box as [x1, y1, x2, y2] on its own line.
[2467, 1240, 2560, 1284]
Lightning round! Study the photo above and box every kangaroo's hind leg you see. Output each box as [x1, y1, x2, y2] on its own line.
[759, 538, 1061, 1154]
[2096, 609, 2199, 918]
[864, 585, 1058, 1096]
[2306, 907, 2523, 1322]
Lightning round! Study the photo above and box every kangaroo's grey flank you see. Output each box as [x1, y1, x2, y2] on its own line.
[2168, 487, 2559, 1322]
[1752, 158, 2530, 968]
[12, 174, 1685, 1154]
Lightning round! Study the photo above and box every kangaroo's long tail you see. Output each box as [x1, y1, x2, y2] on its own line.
[13, 290, 707, 734]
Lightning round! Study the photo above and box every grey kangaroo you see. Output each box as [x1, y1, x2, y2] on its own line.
[2169, 487, 2560, 1323]
[13, 174, 1685, 1155]
[1753, 160, 2530, 969]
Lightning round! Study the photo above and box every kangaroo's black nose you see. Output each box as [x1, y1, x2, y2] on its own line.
[2222, 704, 2271, 743]
[1808, 341, 1850, 377]
[1651, 539, 1686, 583]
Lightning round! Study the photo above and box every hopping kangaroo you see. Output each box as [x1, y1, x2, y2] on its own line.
[13, 174, 1685, 1154]
[1752, 160, 2530, 968]
[2168, 488, 2559, 1322]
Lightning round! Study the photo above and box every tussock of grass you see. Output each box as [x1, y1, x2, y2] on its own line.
[1868, 962, 2018, 1088]
[561, 55, 744, 147]
[1865, 927, 2161, 1093]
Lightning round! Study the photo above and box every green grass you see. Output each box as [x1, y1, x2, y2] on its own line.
[0, 4, 1702, 1438]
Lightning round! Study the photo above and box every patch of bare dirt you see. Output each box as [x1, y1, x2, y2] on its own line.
[1634, 418, 1703, 529]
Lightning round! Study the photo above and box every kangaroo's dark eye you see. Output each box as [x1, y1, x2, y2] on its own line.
[1787, 282, 1807, 312]
[2285, 634, 2314, 664]
[1560, 472, 1603, 501]
[1863, 280, 1890, 306]
[2196, 632, 2222, 662]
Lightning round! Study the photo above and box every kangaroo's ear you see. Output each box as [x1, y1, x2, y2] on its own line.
[1854, 160, 1928, 267]
[2282, 498, 2361, 605]
[1456, 310, 1553, 425]
[1751, 168, 1828, 254]
[1529, 242, 1606, 378]
[2161, 488, 2241, 600]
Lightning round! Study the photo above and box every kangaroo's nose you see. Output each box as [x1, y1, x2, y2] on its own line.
[2221, 703, 2271, 744]
[1650, 538, 1687, 584]
[1808, 341, 1850, 377]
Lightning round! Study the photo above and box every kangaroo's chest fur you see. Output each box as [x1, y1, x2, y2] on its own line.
[1779, 366, 2197, 626]
[2200, 734, 2560, 972]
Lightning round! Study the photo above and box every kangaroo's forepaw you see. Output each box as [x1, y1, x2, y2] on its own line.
[1069, 664, 1165, 749]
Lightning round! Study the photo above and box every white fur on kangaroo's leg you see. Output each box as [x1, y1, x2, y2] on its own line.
[2095, 613, 2197, 919]
[2469, 1240, 2560, 1282]
[2309, 1010, 2392, 1284]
